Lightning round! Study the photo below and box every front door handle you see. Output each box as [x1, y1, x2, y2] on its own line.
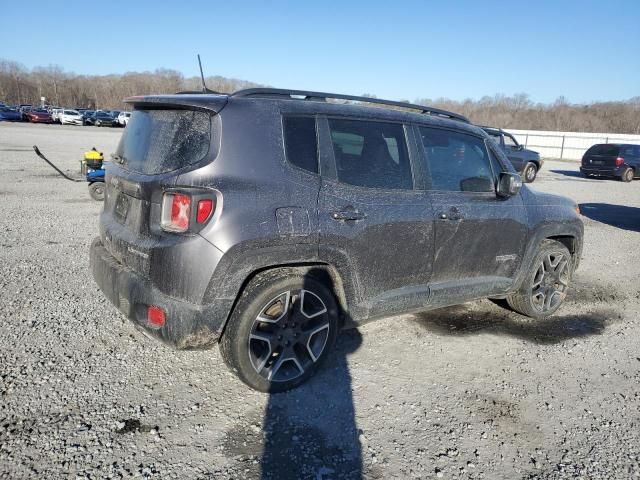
[331, 208, 366, 221]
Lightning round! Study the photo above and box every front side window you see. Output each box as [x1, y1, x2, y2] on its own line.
[283, 116, 318, 174]
[503, 134, 518, 148]
[419, 127, 495, 193]
[328, 119, 412, 190]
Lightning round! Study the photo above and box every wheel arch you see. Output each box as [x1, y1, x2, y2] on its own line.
[217, 261, 352, 341]
[511, 225, 582, 293]
[547, 234, 577, 256]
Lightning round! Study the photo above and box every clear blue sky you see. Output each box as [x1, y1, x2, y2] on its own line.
[2, 0, 639, 104]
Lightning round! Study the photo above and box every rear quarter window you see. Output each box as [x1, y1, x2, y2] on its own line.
[116, 109, 211, 175]
[283, 116, 318, 174]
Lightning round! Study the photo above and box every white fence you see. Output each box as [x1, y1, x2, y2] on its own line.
[504, 129, 640, 161]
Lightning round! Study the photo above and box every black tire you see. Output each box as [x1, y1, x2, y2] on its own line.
[220, 269, 339, 392]
[621, 167, 634, 182]
[523, 162, 538, 183]
[506, 240, 572, 319]
[88, 182, 105, 201]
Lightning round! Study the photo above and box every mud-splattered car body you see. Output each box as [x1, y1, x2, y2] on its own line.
[90, 89, 583, 350]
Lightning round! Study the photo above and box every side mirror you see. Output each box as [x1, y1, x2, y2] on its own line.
[516, 144, 524, 151]
[497, 172, 523, 197]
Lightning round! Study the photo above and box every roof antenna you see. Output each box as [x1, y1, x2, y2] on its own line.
[197, 54, 207, 93]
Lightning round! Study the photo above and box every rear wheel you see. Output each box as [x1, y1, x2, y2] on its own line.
[523, 162, 538, 183]
[506, 240, 572, 319]
[621, 167, 634, 182]
[220, 270, 339, 392]
[88, 182, 105, 201]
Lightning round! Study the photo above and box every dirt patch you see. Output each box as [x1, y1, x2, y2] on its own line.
[413, 303, 620, 344]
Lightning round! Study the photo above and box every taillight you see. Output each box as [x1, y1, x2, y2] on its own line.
[161, 191, 216, 233]
[161, 193, 191, 232]
[196, 199, 213, 223]
[147, 306, 166, 328]
[615, 157, 625, 166]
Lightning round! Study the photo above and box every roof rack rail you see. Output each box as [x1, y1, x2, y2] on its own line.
[232, 88, 470, 123]
[175, 88, 222, 95]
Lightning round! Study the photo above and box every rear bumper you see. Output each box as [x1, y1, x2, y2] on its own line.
[90, 237, 233, 349]
[580, 165, 624, 177]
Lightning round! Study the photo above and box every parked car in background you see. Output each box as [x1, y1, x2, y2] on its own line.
[0, 106, 23, 122]
[26, 109, 53, 124]
[116, 111, 131, 126]
[90, 88, 583, 392]
[580, 144, 640, 182]
[19, 105, 33, 121]
[482, 127, 542, 182]
[85, 111, 115, 127]
[59, 109, 84, 126]
[51, 108, 64, 123]
[81, 110, 95, 125]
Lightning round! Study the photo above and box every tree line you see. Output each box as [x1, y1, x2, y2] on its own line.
[1, 59, 638, 134]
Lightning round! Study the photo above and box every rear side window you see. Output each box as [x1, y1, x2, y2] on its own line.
[419, 127, 494, 192]
[283, 116, 318, 173]
[621, 145, 639, 157]
[328, 119, 412, 190]
[116, 109, 211, 174]
[586, 144, 620, 156]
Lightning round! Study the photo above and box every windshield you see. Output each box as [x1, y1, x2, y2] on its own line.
[115, 109, 211, 175]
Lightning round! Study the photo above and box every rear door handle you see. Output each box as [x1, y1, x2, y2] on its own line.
[331, 209, 366, 221]
[439, 207, 464, 221]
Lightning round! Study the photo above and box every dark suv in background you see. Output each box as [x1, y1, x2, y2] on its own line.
[580, 144, 640, 182]
[91, 88, 583, 391]
[482, 126, 542, 182]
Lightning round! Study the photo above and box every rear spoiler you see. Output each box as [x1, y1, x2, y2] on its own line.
[124, 94, 228, 113]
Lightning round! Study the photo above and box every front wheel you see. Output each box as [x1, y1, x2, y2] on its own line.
[621, 167, 634, 182]
[506, 240, 572, 319]
[220, 270, 339, 392]
[523, 162, 538, 183]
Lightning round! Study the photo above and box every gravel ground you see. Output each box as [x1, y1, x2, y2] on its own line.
[1, 122, 639, 480]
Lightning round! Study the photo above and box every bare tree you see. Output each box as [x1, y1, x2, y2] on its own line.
[1, 58, 638, 134]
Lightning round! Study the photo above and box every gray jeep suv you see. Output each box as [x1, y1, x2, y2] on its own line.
[90, 88, 583, 391]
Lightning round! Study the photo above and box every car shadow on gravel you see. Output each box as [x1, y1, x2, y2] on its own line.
[579, 203, 640, 232]
[224, 269, 365, 480]
[413, 302, 618, 344]
[548, 170, 594, 182]
[259, 328, 363, 480]
[549, 169, 585, 178]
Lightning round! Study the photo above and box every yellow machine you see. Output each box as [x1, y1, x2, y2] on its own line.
[80, 147, 104, 174]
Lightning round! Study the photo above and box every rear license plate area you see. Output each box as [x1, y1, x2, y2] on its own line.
[114, 193, 130, 223]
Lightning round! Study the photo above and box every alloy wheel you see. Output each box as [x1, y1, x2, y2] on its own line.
[530, 251, 570, 313]
[248, 289, 330, 382]
[525, 164, 537, 182]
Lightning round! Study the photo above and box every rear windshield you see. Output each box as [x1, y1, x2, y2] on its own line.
[586, 144, 620, 156]
[115, 109, 211, 174]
